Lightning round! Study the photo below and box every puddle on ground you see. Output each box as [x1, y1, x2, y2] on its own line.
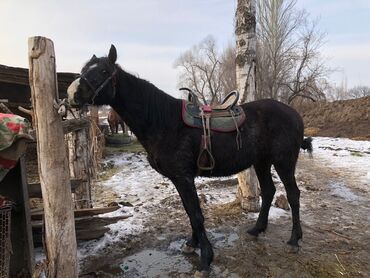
[119, 232, 241, 277]
[329, 181, 366, 204]
[209, 230, 239, 249]
[120, 249, 193, 277]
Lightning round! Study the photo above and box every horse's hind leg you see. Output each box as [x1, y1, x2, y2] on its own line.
[171, 176, 214, 272]
[247, 161, 275, 237]
[274, 161, 302, 251]
[120, 122, 125, 134]
[108, 121, 114, 134]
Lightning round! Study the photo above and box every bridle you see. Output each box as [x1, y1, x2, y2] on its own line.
[79, 67, 118, 103]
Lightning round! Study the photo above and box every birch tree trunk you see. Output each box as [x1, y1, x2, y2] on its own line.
[235, 0, 260, 212]
[28, 36, 78, 277]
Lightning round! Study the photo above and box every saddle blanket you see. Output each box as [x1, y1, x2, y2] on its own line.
[181, 100, 246, 132]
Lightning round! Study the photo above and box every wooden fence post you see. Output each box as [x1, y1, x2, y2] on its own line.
[28, 36, 78, 277]
[67, 108, 91, 209]
[89, 106, 102, 177]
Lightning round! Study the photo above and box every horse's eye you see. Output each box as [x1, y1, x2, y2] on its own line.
[102, 70, 108, 74]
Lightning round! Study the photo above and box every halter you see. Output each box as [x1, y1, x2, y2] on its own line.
[79, 67, 118, 103]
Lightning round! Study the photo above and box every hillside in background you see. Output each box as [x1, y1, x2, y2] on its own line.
[296, 96, 370, 139]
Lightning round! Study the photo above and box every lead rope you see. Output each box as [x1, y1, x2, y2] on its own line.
[54, 98, 78, 119]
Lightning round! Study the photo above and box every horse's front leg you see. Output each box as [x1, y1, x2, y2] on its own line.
[171, 176, 214, 272]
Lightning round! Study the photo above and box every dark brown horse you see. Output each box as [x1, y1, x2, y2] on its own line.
[67, 45, 312, 275]
[107, 108, 125, 134]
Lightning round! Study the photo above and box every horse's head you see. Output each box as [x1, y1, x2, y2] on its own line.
[67, 45, 118, 106]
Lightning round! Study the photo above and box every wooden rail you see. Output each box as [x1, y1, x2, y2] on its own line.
[32, 214, 132, 242]
[28, 179, 84, 198]
[0, 64, 77, 105]
[30, 206, 121, 220]
[63, 118, 90, 134]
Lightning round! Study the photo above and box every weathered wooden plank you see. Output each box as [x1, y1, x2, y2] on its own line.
[32, 214, 132, 229]
[32, 215, 132, 243]
[0, 64, 77, 105]
[0, 102, 12, 113]
[28, 36, 78, 277]
[31, 206, 120, 220]
[62, 118, 90, 134]
[28, 178, 84, 198]
[73, 206, 120, 217]
[67, 108, 92, 209]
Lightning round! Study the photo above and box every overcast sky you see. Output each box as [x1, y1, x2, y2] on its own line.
[1, 0, 369, 97]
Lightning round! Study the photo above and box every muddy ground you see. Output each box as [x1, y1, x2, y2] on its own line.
[78, 150, 370, 278]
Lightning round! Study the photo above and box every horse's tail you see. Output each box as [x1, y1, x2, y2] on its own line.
[301, 137, 313, 157]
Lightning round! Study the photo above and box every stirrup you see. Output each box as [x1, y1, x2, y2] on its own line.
[197, 148, 215, 171]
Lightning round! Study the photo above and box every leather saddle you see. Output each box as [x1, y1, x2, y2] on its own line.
[180, 88, 246, 172]
[181, 89, 246, 132]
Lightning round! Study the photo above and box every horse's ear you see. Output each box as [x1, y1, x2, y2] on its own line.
[90, 54, 98, 62]
[108, 45, 117, 64]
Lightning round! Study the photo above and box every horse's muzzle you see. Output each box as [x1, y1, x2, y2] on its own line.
[67, 78, 80, 106]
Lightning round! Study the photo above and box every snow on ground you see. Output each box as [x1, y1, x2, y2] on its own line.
[77, 137, 370, 260]
[306, 137, 370, 206]
[312, 137, 370, 180]
[78, 152, 238, 259]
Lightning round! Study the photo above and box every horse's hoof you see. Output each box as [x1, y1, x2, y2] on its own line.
[246, 228, 260, 240]
[287, 244, 300, 253]
[181, 243, 196, 254]
[194, 270, 209, 278]
[246, 232, 258, 241]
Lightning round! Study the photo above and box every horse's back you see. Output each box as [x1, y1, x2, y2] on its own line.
[243, 99, 304, 133]
[242, 99, 304, 159]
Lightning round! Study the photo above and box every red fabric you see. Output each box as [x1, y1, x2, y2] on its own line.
[202, 105, 212, 113]
[0, 113, 33, 182]
[0, 113, 15, 120]
[0, 157, 17, 169]
[6, 121, 23, 133]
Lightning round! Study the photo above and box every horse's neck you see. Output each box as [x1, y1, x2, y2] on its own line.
[111, 70, 181, 143]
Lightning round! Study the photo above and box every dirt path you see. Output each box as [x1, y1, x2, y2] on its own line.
[80, 154, 370, 278]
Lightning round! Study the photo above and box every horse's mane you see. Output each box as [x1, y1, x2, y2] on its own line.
[118, 66, 183, 132]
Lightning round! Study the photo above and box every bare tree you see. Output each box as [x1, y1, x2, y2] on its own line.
[325, 76, 348, 101]
[284, 21, 328, 103]
[256, 0, 329, 103]
[220, 44, 237, 95]
[348, 85, 370, 99]
[175, 36, 225, 104]
[256, 0, 302, 100]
